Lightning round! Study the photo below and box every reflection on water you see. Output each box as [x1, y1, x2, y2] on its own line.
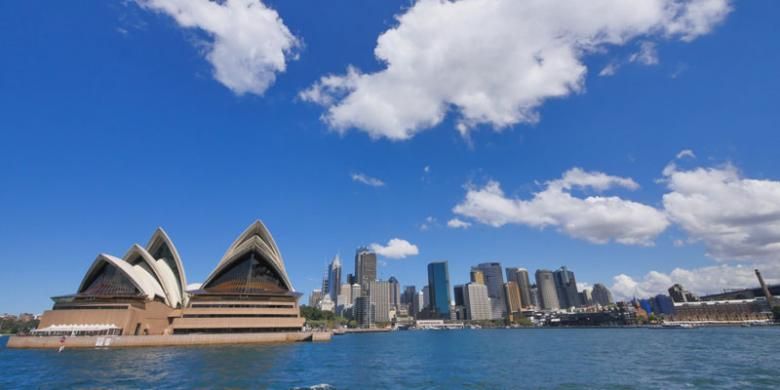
[2, 328, 780, 389]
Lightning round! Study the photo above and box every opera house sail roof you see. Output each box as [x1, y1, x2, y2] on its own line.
[37, 220, 305, 338]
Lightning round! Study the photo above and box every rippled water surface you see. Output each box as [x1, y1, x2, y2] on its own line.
[2, 328, 780, 389]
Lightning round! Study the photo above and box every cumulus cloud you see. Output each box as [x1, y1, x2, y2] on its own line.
[136, 0, 298, 95]
[186, 282, 202, 291]
[351, 172, 385, 187]
[611, 263, 779, 301]
[453, 168, 669, 245]
[301, 0, 731, 140]
[369, 238, 420, 259]
[447, 218, 472, 229]
[662, 163, 780, 262]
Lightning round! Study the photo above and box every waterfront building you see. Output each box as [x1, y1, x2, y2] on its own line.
[554, 266, 581, 309]
[670, 299, 773, 323]
[355, 247, 377, 294]
[389, 276, 401, 309]
[463, 283, 491, 320]
[506, 268, 532, 308]
[354, 296, 374, 327]
[504, 281, 522, 321]
[591, 283, 614, 306]
[328, 255, 342, 301]
[369, 280, 393, 323]
[427, 261, 452, 318]
[470, 269, 485, 284]
[35, 221, 306, 337]
[536, 269, 560, 310]
[475, 263, 506, 319]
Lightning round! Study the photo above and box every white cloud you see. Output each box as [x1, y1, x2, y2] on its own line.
[351, 172, 385, 187]
[136, 0, 298, 95]
[369, 238, 420, 259]
[420, 216, 437, 231]
[662, 163, 780, 262]
[302, 0, 730, 140]
[447, 218, 472, 229]
[629, 41, 660, 65]
[453, 168, 669, 245]
[424, 165, 431, 174]
[611, 263, 779, 301]
[599, 62, 620, 77]
[676, 149, 696, 159]
[186, 282, 202, 291]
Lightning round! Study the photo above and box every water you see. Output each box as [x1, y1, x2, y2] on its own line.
[2, 328, 780, 389]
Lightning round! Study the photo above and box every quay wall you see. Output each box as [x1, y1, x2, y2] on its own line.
[7, 332, 331, 349]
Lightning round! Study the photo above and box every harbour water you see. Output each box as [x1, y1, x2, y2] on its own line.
[2, 328, 779, 389]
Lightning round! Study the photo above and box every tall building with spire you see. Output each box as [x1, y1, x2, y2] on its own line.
[328, 254, 342, 301]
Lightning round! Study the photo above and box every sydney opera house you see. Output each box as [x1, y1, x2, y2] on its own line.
[13, 221, 315, 346]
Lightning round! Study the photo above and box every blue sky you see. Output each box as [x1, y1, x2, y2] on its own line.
[2, 0, 780, 314]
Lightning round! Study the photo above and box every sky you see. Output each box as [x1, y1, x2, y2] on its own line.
[1, 0, 780, 314]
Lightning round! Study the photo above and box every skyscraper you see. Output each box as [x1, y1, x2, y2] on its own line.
[355, 247, 377, 294]
[535, 269, 560, 310]
[369, 280, 393, 323]
[402, 285, 416, 306]
[422, 286, 430, 309]
[350, 283, 362, 305]
[427, 261, 451, 318]
[504, 281, 522, 320]
[475, 262, 506, 319]
[388, 276, 401, 309]
[591, 283, 614, 306]
[506, 267, 532, 308]
[554, 266, 581, 308]
[328, 254, 342, 301]
[453, 284, 465, 307]
[464, 283, 491, 320]
[354, 296, 374, 327]
[413, 291, 425, 317]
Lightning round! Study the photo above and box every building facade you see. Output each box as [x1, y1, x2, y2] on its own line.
[591, 283, 614, 306]
[554, 266, 581, 309]
[355, 248, 377, 294]
[463, 283, 491, 320]
[427, 262, 452, 318]
[506, 267, 532, 308]
[535, 269, 560, 310]
[475, 263, 506, 319]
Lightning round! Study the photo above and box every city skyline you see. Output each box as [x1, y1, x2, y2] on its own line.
[3, 1, 780, 315]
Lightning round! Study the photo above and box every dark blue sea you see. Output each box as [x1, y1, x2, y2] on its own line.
[2, 328, 779, 389]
